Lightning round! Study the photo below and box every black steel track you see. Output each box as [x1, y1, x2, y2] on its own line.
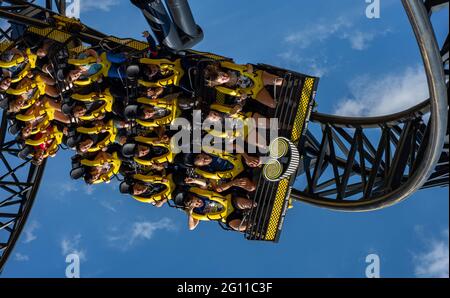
[291, 0, 449, 211]
[0, 0, 63, 273]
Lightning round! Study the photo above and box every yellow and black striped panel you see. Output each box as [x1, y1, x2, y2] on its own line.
[0, 41, 13, 53]
[291, 77, 315, 143]
[27, 27, 72, 44]
[264, 179, 290, 241]
[68, 45, 90, 55]
[216, 92, 226, 104]
[105, 36, 149, 51]
[52, 15, 84, 29]
[186, 49, 231, 61]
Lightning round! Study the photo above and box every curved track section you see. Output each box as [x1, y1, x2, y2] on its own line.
[0, 0, 63, 273]
[0, 111, 46, 272]
[291, 0, 449, 211]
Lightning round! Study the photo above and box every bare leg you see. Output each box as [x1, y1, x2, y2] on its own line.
[228, 219, 247, 232]
[234, 197, 257, 210]
[42, 97, 61, 111]
[245, 127, 269, 151]
[45, 85, 59, 98]
[233, 178, 256, 192]
[262, 71, 283, 86]
[255, 87, 276, 108]
[53, 111, 71, 124]
[252, 113, 270, 129]
[39, 74, 56, 85]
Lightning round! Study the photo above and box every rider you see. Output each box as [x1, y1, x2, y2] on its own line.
[176, 187, 257, 231]
[203, 61, 283, 109]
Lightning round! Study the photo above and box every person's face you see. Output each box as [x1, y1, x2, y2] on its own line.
[90, 167, 102, 180]
[143, 107, 156, 119]
[152, 163, 164, 171]
[207, 111, 222, 122]
[9, 99, 24, 113]
[147, 64, 159, 77]
[187, 197, 203, 208]
[21, 124, 32, 138]
[73, 106, 87, 118]
[79, 139, 94, 153]
[133, 183, 148, 196]
[146, 88, 155, 98]
[36, 48, 47, 58]
[136, 144, 150, 158]
[146, 88, 160, 98]
[69, 70, 82, 81]
[194, 154, 212, 167]
[0, 78, 11, 91]
[216, 72, 230, 84]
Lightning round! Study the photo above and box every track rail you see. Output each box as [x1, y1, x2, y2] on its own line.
[0, 0, 64, 273]
[291, 0, 449, 211]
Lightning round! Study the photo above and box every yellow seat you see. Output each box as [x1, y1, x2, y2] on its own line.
[138, 58, 184, 88]
[131, 173, 175, 204]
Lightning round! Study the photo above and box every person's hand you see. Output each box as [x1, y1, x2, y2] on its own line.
[185, 177, 195, 184]
[230, 104, 242, 116]
[185, 200, 195, 211]
[244, 154, 261, 167]
[152, 163, 165, 172]
[142, 31, 150, 38]
[34, 99, 43, 107]
[239, 92, 248, 100]
[246, 64, 254, 73]
[233, 178, 255, 190]
[214, 185, 225, 192]
[119, 136, 127, 145]
[147, 89, 157, 99]
[160, 135, 170, 144]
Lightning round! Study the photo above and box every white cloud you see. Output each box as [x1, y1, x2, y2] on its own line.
[100, 200, 117, 213]
[61, 234, 87, 261]
[279, 17, 391, 78]
[58, 182, 78, 196]
[80, 0, 120, 12]
[285, 17, 352, 48]
[83, 185, 95, 195]
[277, 50, 331, 77]
[55, 181, 96, 197]
[342, 31, 376, 51]
[23, 221, 40, 244]
[334, 65, 429, 116]
[341, 29, 392, 51]
[284, 17, 390, 51]
[108, 218, 176, 250]
[14, 253, 30, 262]
[414, 229, 449, 278]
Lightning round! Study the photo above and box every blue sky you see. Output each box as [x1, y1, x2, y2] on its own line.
[2, 0, 449, 278]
